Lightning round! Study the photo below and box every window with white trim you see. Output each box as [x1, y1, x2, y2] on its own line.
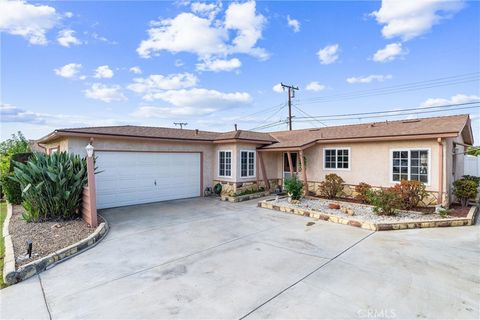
[218, 151, 232, 177]
[240, 151, 255, 177]
[324, 148, 350, 169]
[392, 149, 429, 183]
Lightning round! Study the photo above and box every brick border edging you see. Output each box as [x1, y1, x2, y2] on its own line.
[220, 191, 271, 203]
[2, 204, 109, 286]
[257, 198, 478, 231]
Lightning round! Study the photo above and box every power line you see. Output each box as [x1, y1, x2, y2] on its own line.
[292, 105, 480, 123]
[229, 101, 286, 122]
[293, 105, 327, 127]
[294, 101, 480, 120]
[297, 73, 479, 105]
[248, 103, 287, 130]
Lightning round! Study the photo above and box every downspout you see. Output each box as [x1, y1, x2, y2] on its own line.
[437, 138, 444, 205]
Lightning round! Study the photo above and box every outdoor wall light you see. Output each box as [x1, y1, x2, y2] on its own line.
[85, 143, 94, 158]
[26, 240, 33, 258]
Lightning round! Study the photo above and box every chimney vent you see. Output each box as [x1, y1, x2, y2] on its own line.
[195, 129, 199, 135]
[234, 124, 238, 131]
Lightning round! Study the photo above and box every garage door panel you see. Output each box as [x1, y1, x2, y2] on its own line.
[95, 151, 201, 209]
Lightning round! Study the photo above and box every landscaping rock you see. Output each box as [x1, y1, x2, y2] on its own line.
[328, 203, 341, 210]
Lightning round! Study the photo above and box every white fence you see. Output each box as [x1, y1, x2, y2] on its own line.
[464, 155, 480, 176]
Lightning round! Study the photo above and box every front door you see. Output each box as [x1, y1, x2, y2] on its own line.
[283, 152, 298, 182]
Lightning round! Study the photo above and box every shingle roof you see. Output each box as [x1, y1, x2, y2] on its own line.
[52, 125, 219, 141]
[263, 114, 471, 149]
[215, 130, 277, 143]
[38, 114, 471, 147]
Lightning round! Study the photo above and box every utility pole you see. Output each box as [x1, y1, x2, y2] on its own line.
[173, 122, 188, 129]
[281, 83, 299, 130]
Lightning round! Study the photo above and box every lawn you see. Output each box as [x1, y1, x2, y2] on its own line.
[0, 201, 7, 289]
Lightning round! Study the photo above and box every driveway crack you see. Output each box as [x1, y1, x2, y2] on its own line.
[238, 231, 377, 319]
[38, 273, 53, 320]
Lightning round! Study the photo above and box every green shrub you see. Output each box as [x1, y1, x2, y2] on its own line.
[368, 188, 402, 216]
[391, 180, 428, 210]
[12, 152, 88, 222]
[462, 175, 480, 188]
[354, 182, 372, 204]
[284, 175, 304, 200]
[318, 173, 344, 199]
[1, 175, 23, 204]
[453, 178, 478, 207]
[0, 132, 31, 204]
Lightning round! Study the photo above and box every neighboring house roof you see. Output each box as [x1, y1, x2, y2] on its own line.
[37, 114, 472, 147]
[263, 114, 472, 150]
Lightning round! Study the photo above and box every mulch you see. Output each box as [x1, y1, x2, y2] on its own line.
[9, 205, 101, 268]
[448, 203, 471, 218]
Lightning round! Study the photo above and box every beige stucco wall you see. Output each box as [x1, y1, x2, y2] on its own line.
[43, 138, 68, 154]
[265, 139, 444, 192]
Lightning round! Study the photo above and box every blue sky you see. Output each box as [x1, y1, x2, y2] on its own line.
[1, 0, 479, 141]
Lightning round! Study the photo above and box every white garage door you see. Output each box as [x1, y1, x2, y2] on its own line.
[95, 151, 201, 209]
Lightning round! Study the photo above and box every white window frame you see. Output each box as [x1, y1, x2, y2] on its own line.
[323, 147, 351, 171]
[218, 150, 233, 178]
[390, 148, 431, 186]
[240, 150, 256, 178]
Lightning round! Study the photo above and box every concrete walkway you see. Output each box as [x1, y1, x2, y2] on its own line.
[1, 198, 479, 319]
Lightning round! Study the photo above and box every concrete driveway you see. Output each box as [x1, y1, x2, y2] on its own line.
[1, 198, 479, 319]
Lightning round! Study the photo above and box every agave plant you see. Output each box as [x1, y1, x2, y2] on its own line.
[11, 152, 88, 222]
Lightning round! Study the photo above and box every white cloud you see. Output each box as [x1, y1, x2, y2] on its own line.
[133, 105, 216, 118]
[224, 1, 268, 59]
[129, 66, 142, 74]
[94, 65, 114, 79]
[372, 42, 408, 62]
[54, 63, 82, 78]
[346, 74, 393, 84]
[91, 32, 117, 45]
[57, 29, 81, 47]
[145, 88, 251, 111]
[0, 0, 59, 45]
[272, 83, 283, 93]
[137, 12, 228, 59]
[137, 1, 267, 61]
[128, 73, 198, 99]
[287, 15, 300, 32]
[305, 81, 326, 92]
[420, 94, 480, 108]
[196, 58, 241, 72]
[317, 44, 339, 65]
[84, 83, 126, 103]
[371, 0, 464, 41]
[190, 1, 222, 20]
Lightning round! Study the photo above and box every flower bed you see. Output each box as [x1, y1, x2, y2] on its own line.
[258, 196, 477, 231]
[3, 204, 108, 285]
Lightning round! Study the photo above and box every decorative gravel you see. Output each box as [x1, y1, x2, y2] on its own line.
[9, 205, 99, 267]
[274, 197, 444, 223]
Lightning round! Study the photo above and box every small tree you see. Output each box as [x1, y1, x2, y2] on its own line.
[453, 179, 478, 207]
[318, 173, 344, 199]
[284, 175, 304, 200]
[354, 182, 372, 204]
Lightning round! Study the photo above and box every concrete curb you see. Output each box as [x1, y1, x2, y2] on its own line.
[221, 191, 271, 203]
[258, 198, 478, 231]
[3, 209, 109, 286]
[2, 203, 15, 286]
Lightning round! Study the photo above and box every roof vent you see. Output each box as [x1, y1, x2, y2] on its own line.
[195, 129, 199, 135]
[234, 124, 238, 131]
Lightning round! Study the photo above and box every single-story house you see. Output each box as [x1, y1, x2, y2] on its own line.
[37, 114, 474, 209]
